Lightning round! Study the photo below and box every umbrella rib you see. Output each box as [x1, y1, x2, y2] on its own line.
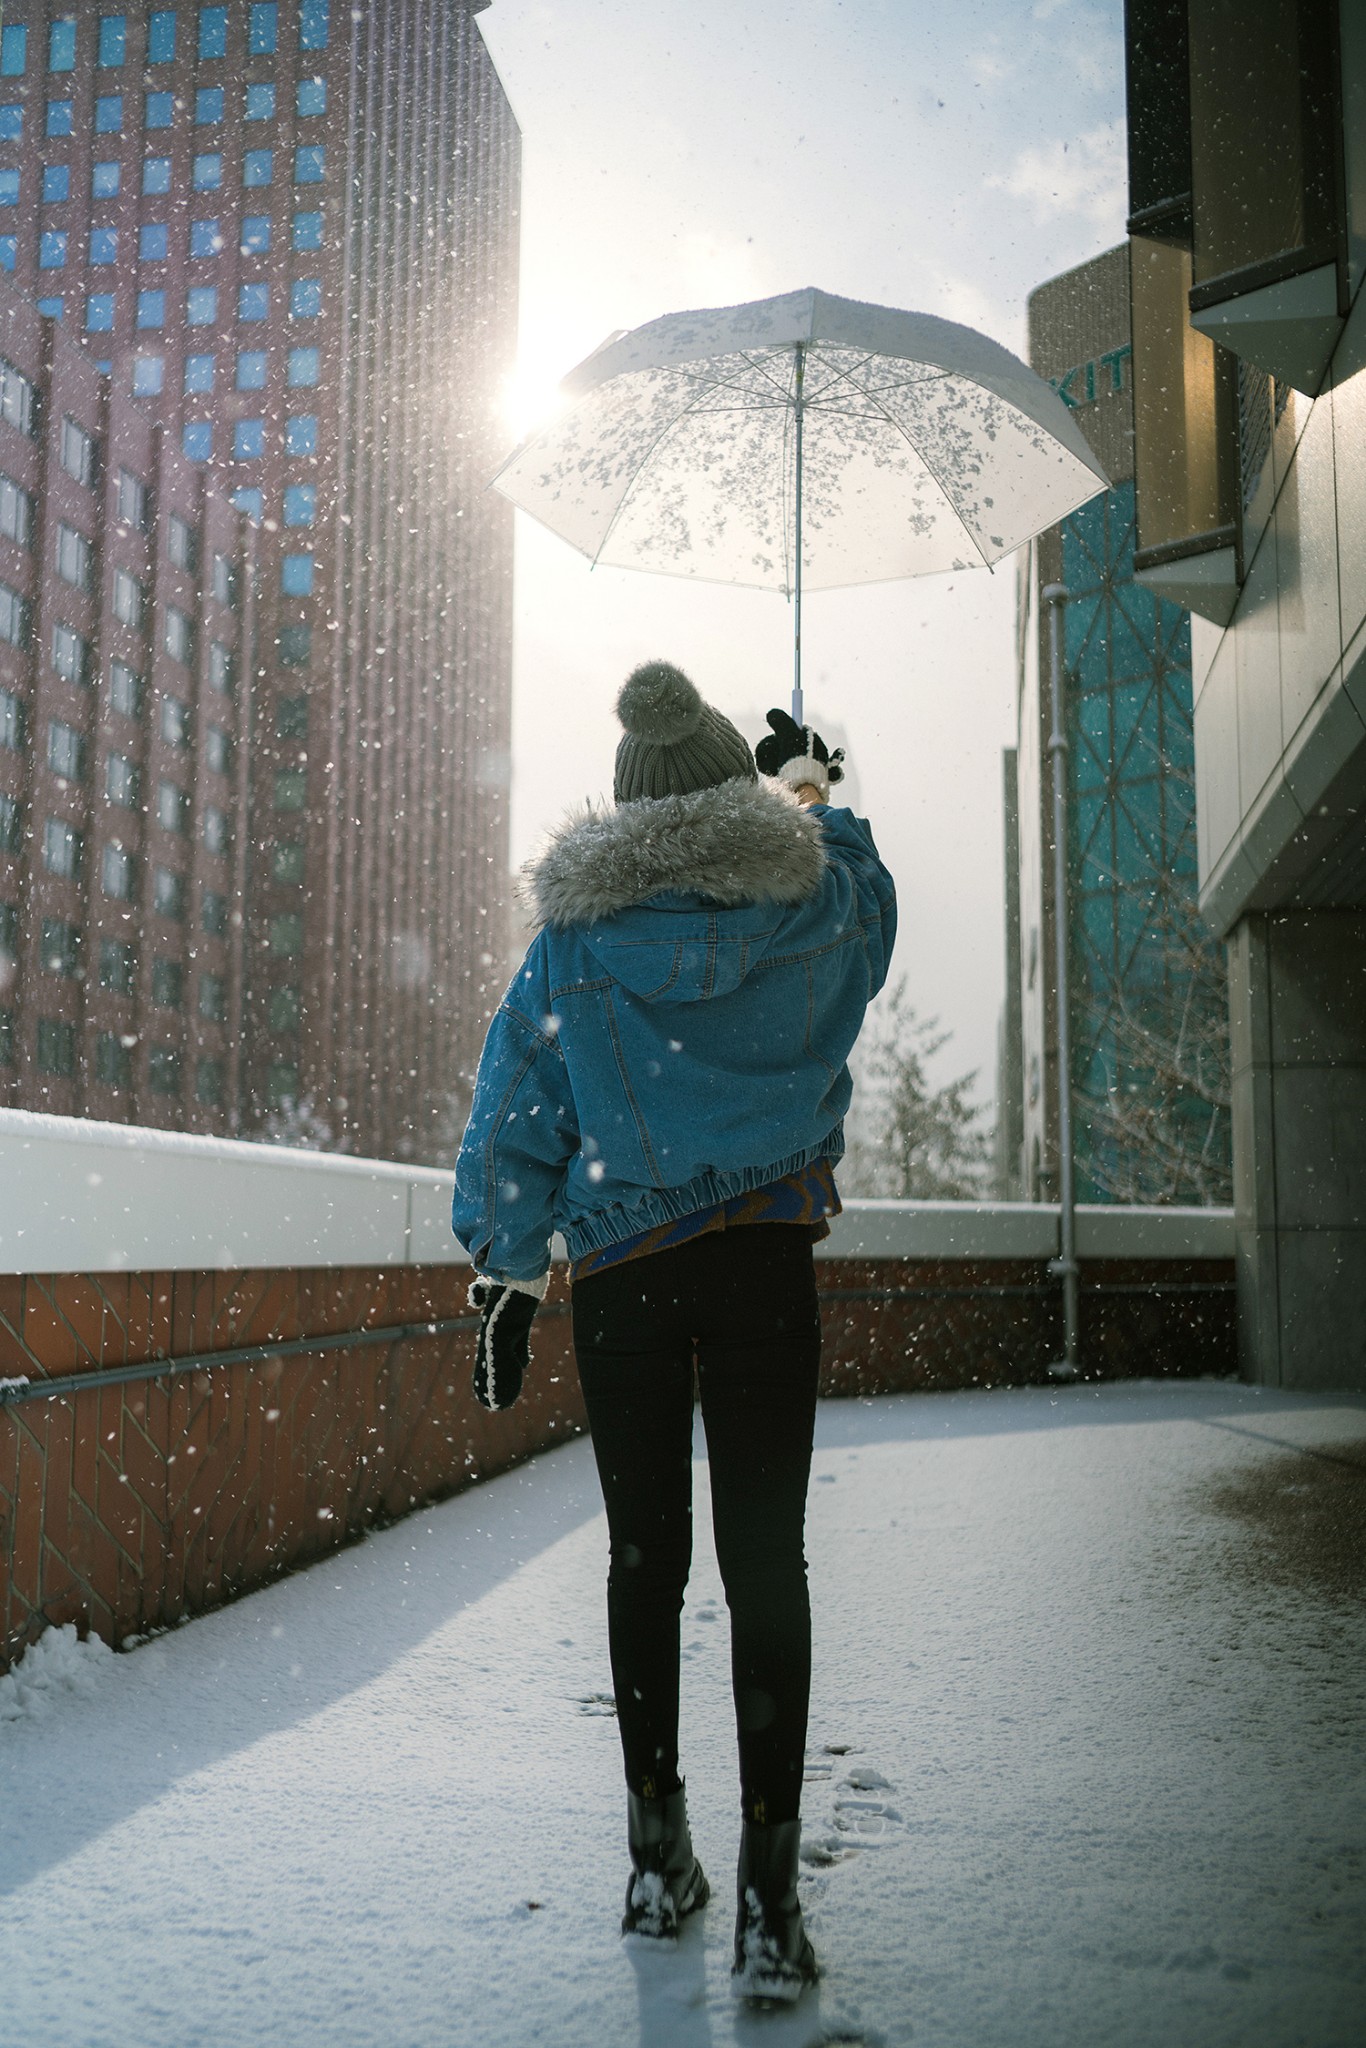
[588, 379, 754, 570]
[833, 364, 996, 571]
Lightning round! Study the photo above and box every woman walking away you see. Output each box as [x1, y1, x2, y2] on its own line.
[451, 662, 896, 2003]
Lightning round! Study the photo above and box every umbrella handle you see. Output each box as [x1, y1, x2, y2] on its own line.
[791, 344, 804, 726]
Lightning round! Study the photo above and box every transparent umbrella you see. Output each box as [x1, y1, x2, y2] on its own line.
[491, 285, 1108, 720]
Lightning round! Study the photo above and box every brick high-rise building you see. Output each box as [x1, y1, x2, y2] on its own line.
[0, 1, 519, 1161]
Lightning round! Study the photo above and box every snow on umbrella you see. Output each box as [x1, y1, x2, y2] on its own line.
[491, 285, 1109, 720]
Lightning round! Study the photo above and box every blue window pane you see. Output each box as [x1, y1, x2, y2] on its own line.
[0, 25, 27, 76]
[198, 8, 227, 61]
[186, 285, 217, 326]
[190, 218, 222, 257]
[285, 414, 318, 456]
[182, 421, 212, 462]
[36, 297, 63, 319]
[139, 221, 168, 260]
[42, 165, 70, 204]
[94, 94, 123, 132]
[236, 350, 267, 391]
[144, 90, 173, 126]
[281, 553, 314, 596]
[297, 76, 326, 117]
[283, 484, 316, 527]
[287, 346, 320, 388]
[243, 149, 273, 189]
[94, 360, 112, 377]
[192, 153, 222, 191]
[45, 100, 72, 136]
[300, 1, 330, 53]
[294, 146, 325, 186]
[0, 238, 16, 270]
[49, 20, 77, 73]
[290, 278, 321, 319]
[245, 81, 275, 121]
[234, 418, 265, 460]
[238, 282, 268, 322]
[184, 352, 215, 392]
[136, 288, 165, 329]
[143, 157, 171, 195]
[147, 12, 176, 64]
[195, 86, 223, 124]
[93, 161, 121, 198]
[292, 211, 323, 251]
[98, 16, 127, 67]
[39, 231, 67, 269]
[86, 293, 115, 332]
[132, 355, 164, 396]
[249, 3, 278, 55]
[0, 104, 20, 141]
[232, 487, 263, 521]
[0, 171, 18, 207]
[90, 228, 117, 264]
[240, 215, 271, 254]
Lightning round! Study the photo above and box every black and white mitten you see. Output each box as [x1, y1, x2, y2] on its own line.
[469, 1274, 546, 1411]
[754, 708, 845, 802]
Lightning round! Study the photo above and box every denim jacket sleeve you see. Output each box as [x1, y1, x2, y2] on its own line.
[451, 933, 579, 1285]
[815, 805, 898, 997]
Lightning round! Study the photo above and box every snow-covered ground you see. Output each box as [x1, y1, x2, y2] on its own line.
[3, 1379, 1364, 2048]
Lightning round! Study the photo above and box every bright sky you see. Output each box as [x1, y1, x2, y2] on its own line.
[477, 0, 1127, 1105]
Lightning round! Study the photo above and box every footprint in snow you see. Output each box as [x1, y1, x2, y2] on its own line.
[575, 1691, 618, 1717]
[801, 1752, 902, 1867]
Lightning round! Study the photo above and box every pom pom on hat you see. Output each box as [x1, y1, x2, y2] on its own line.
[616, 661, 704, 745]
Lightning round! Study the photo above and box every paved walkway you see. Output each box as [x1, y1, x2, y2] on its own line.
[2, 1379, 1364, 2048]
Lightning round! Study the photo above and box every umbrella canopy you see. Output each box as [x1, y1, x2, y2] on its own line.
[492, 286, 1108, 592]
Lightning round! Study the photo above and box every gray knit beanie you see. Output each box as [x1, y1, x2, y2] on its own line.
[613, 661, 757, 803]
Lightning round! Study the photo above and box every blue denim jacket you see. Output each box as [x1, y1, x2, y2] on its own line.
[452, 778, 896, 1282]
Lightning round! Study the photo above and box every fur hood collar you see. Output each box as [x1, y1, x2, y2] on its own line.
[523, 777, 827, 930]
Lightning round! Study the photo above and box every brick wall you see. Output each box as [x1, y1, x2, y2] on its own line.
[0, 1250, 1234, 1672]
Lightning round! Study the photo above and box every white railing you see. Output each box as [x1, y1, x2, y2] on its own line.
[0, 1108, 1234, 1276]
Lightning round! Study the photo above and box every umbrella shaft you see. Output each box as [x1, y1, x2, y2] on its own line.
[792, 344, 805, 725]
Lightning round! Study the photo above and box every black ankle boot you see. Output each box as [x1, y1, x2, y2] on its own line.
[622, 1785, 710, 1938]
[731, 1818, 819, 2001]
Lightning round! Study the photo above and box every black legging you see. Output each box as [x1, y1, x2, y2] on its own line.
[572, 1223, 822, 1826]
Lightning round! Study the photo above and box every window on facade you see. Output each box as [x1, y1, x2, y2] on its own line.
[40, 230, 67, 269]
[167, 514, 198, 573]
[41, 916, 81, 976]
[163, 608, 194, 667]
[144, 90, 173, 128]
[269, 985, 300, 1032]
[152, 957, 183, 1007]
[112, 569, 146, 629]
[1130, 236, 1238, 576]
[0, 359, 36, 434]
[49, 19, 77, 72]
[287, 348, 320, 390]
[148, 1045, 181, 1095]
[43, 817, 82, 879]
[161, 698, 190, 754]
[51, 624, 91, 688]
[132, 354, 164, 396]
[0, 793, 19, 851]
[0, 238, 15, 269]
[86, 294, 114, 332]
[186, 285, 217, 326]
[206, 725, 231, 775]
[277, 624, 311, 667]
[184, 354, 215, 395]
[193, 154, 222, 191]
[44, 101, 71, 136]
[99, 938, 135, 994]
[203, 805, 230, 856]
[294, 146, 325, 186]
[243, 149, 273, 190]
[290, 279, 321, 320]
[56, 523, 92, 590]
[283, 484, 316, 527]
[276, 696, 308, 739]
[109, 659, 143, 719]
[0, 25, 27, 76]
[234, 418, 265, 460]
[42, 165, 71, 204]
[186, 219, 221, 261]
[245, 82, 275, 121]
[199, 971, 226, 1021]
[136, 288, 165, 329]
[232, 488, 262, 520]
[271, 840, 304, 885]
[92, 162, 120, 200]
[202, 889, 227, 936]
[157, 779, 189, 834]
[240, 215, 270, 255]
[274, 767, 306, 812]
[153, 866, 185, 920]
[37, 1018, 76, 1076]
[235, 352, 267, 394]
[196, 1055, 224, 1105]
[297, 77, 326, 118]
[143, 156, 172, 195]
[60, 417, 99, 487]
[102, 840, 135, 900]
[35, 295, 65, 321]
[0, 685, 24, 750]
[105, 750, 139, 807]
[198, 6, 227, 58]
[292, 211, 323, 252]
[0, 104, 21, 140]
[208, 641, 234, 694]
[115, 469, 150, 530]
[98, 14, 127, 66]
[47, 720, 84, 782]
[266, 1059, 299, 1106]
[249, 2, 278, 54]
[182, 421, 212, 462]
[95, 94, 123, 133]
[238, 282, 268, 322]
[0, 473, 32, 547]
[195, 86, 223, 124]
[211, 554, 237, 608]
[300, 0, 330, 51]
[139, 222, 168, 262]
[96, 1032, 132, 1089]
[0, 581, 31, 648]
[0, 171, 19, 208]
[280, 554, 314, 597]
[148, 11, 176, 63]
[270, 913, 302, 957]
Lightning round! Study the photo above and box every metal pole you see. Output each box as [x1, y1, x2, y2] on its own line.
[1043, 582, 1079, 1380]
[792, 343, 805, 725]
